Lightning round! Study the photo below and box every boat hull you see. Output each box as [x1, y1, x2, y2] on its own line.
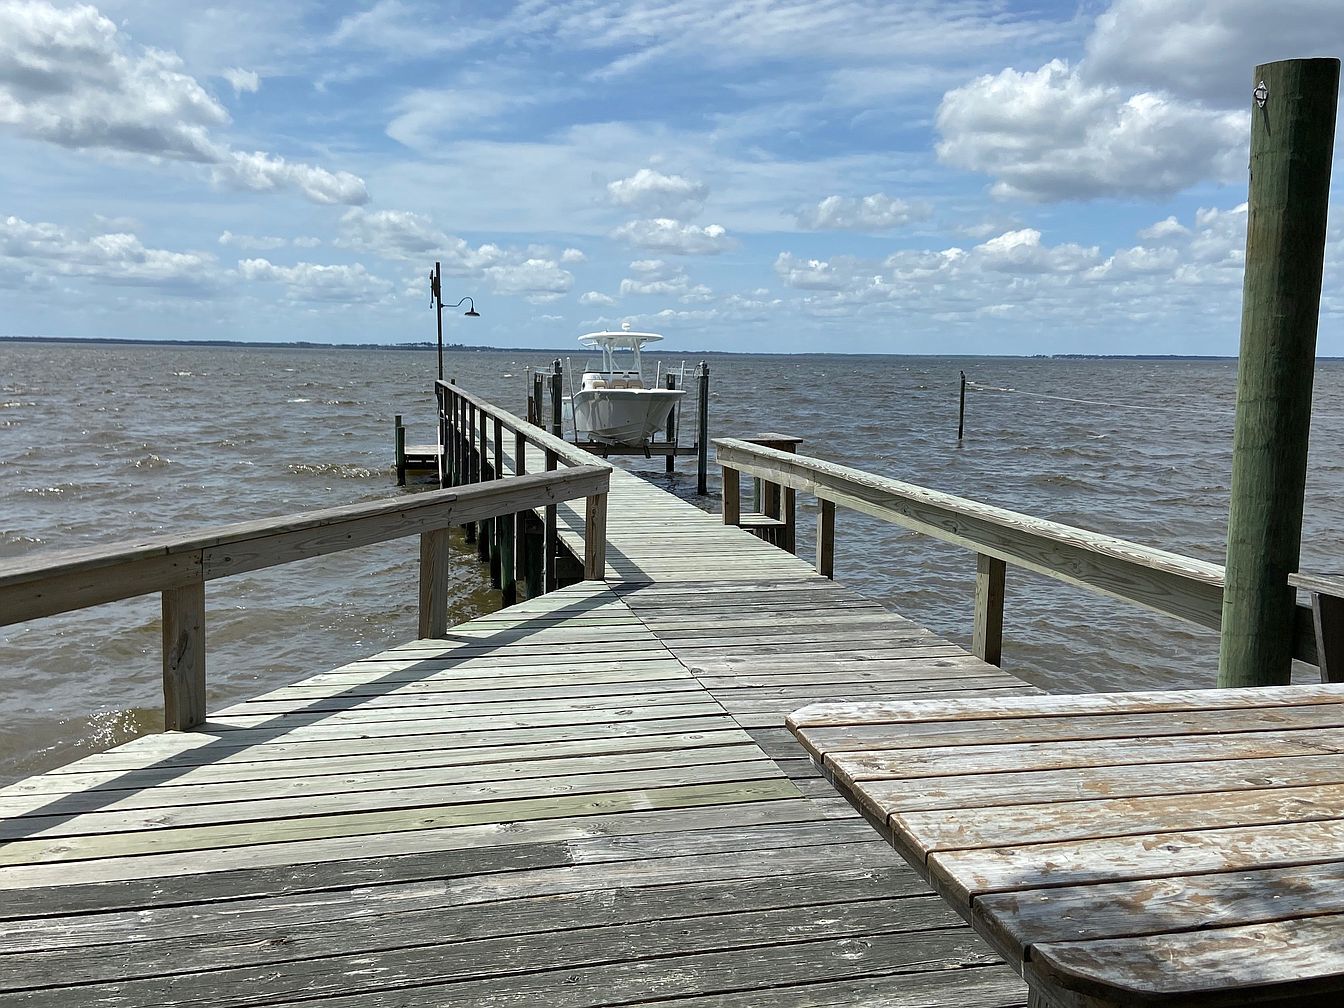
[572, 389, 684, 446]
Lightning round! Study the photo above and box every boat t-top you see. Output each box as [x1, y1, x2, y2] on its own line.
[571, 326, 685, 446]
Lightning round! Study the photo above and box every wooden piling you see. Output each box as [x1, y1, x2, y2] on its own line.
[1219, 57, 1340, 688]
[958, 371, 966, 441]
[395, 414, 407, 487]
[665, 373, 678, 474]
[696, 362, 709, 495]
[550, 360, 563, 439]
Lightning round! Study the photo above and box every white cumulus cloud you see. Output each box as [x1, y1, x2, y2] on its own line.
[238, 257, 393, 302]
[611, 219, 732, 255]
[937, 59, 1245, 201]
[607, 168, 708, 220]
[1, 215, 216, 291]
[0, 1, 367, 205]
[222, 68, 260, 95]
[797, 193, 931, 231]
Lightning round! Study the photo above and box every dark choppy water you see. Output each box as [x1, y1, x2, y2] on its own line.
[3, 342, 1342, 785]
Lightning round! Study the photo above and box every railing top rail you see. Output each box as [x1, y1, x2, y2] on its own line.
[439, 379, 606, 470]
[0, 465, 610, 625]
[715, 436, 1223, 587]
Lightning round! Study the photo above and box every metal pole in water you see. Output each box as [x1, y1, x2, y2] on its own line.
[1220, 57, 1339, 687]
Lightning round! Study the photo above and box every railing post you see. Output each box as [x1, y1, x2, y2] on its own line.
[456, 392, 468, 487]
[696, 362, 709, 495]
[1219, 57, 1339, 688]
[162, 577, 206, 731]
[489, 417, 503, 587]
[783, 482, 796, 554]
[973, 554, 1006, 667]
[464, 400, 478, 543]
[513, 430, 528, 599]
[476, 410, 491, 563]
[817, 498, 835, 578]
[585, 492, 608, 581]
[544, 448, 559, 592]
[524, 520, 544, 598]
[418, 528, 451, 639]
[722, 466, 740, 525]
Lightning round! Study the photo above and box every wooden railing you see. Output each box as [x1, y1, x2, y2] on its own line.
[437, 380, 612, 599]
[0, 466, 610, 731]
[715, 437, 1317, 667]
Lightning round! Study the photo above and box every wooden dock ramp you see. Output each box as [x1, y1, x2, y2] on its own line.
[1, 451, 1034, 1005]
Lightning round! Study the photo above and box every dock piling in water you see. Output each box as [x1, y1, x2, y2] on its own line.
[1220, 56, 1340, 687]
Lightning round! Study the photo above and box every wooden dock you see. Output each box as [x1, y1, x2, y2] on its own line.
[0, 393, 1037, 1005]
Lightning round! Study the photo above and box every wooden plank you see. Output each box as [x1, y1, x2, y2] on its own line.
[0, 743, 772, 818]
[796, 700, 1344, 757]
[976, 860, 1344, 950]
[0, 760, 789, 842]
[0, 796, 844, 891]
[0, 779, 806, 867]
[892, 782, 1344, 855]
[789, 683, 1344, 731]
[1030, 912, 1344, 1006]
[824, 725, 1344, 789]
[928, 816, 1344, 903]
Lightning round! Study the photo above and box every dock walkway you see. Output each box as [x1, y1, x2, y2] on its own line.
[1, 459, 1036, 1006]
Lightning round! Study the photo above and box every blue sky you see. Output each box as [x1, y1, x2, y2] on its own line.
[2, 0, 1342, 354]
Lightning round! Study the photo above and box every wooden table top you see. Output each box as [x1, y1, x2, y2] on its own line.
[788, 683, 1344, 1008]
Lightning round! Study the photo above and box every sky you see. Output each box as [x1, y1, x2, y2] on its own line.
[2, 0, 1343, 355]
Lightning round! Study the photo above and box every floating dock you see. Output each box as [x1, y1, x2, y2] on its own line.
[0, 387, 1035, 1005]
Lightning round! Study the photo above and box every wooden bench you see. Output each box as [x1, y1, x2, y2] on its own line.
[789, 683, 1344, 1008]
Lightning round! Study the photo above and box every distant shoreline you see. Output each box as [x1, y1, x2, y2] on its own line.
[0, 334, 1273, 361]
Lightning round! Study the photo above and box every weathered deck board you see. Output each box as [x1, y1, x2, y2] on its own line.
[1, 448, 1032, 1006]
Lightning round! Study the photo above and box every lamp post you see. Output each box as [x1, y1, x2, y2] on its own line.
[428, 261, 480, 381]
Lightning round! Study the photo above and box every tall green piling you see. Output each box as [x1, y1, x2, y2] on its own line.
[1219, 57, 1339, 687]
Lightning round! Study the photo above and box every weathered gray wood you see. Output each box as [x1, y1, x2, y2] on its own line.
[816, 497, 835, 578]
[973, 553, 1005, 666]
[715, 438, 1317, 662]
[584, 492, 608, 581]
[722, 465, 741, 525]
[793, 677, 1344, 1008]
[544, 448, 559, 592]
[161, 580, 206, 731]
[1294, 573, 1344, 683]
[1, 468, 608, 627]
[1220, 58, 1340, 688]
[417, 527, 451, 639]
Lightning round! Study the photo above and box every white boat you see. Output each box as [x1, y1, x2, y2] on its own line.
[571, 329, 685, 446]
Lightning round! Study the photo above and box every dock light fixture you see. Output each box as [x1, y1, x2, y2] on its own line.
[429, 261, 480, 381]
